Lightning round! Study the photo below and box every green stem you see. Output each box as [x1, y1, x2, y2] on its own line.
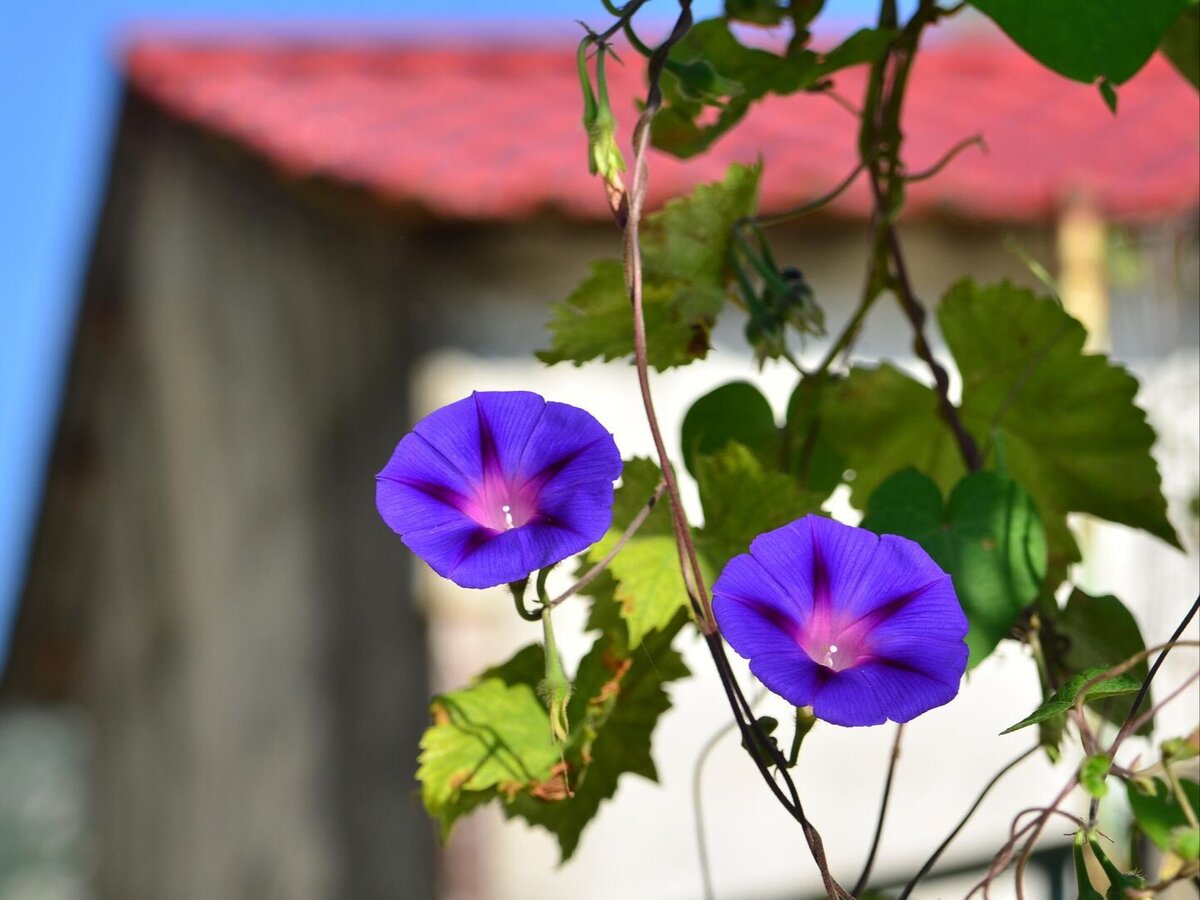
[509, 578, 543, 622]
[539, 600, 572, 744]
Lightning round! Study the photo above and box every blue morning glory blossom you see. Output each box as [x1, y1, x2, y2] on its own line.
[376, 390, 622, 589]
[713, 515, 969, 727]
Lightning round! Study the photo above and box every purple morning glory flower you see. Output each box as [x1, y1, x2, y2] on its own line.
[713, 515, 969, 727]
[376, 391, 622, 589]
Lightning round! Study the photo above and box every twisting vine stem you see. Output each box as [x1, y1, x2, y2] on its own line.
[595, 3, 850, 896]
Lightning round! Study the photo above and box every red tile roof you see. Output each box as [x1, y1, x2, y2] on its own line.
[125, 35, 1198, 224]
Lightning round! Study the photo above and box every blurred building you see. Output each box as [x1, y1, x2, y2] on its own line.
[0, 32, 1197, 900]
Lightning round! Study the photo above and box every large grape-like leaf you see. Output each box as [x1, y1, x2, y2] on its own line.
[821, 281, 1178, 568]
[862, 468, 1046, 666]
[538, 164, 760, 370]
[967, 0, 1191, 85]
[821, 364, 963, 507]
[942, 279, 1179, 559]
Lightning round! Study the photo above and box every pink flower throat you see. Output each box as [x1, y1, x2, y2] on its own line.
[462, 472, 539, 533]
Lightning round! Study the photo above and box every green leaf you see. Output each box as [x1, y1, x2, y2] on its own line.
[862, 468, 1046, 666]
[652, 20, 892, 157]
[967, 0, 1191, 85]
[1128, 775, 1200, 852]
[610, 457, 675, 537]
[586, 457, 711, 645]
[642, 160, 762, 302]
[1161, 4, 1200, 88]
[507, 602, 690, 860]
[783, 374, 847, 496]
[942, 278, 1180, 562]
[821, 364, 963, 507]
[1173, 825, 1200, 860]
[1001, 666, 1141, 734]
[725, 0, 787, 26]
[681, 381, 780, 476]
[1058, 588, 1152, 733]
[822, 282, 1178, 570]
[538, 165, 761, 369]
[695, 442, 826, 570]
[418, 666, 561, 839]
[1080, 754, 1112, 798]
[589, 534, 702, 645]
[536, 260, 700, 371]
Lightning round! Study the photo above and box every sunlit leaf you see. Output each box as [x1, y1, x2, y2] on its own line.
[539, 165, 761, 369]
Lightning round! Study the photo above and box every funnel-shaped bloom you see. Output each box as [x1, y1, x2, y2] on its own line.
[713, 515, 968, 727]
[376, 391, 622, 589]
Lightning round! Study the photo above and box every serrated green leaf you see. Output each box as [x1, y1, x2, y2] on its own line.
[695, 442, 825, 570]
[1128, 775, 1200, 852]
[942, 279, 1179, 560]
[967, 0, 1190, 85]
[862, 468, 1046, 666]
[1001, 666, 1141, 734]
[418, 671, 561, 839]
[821, 364, 963, 509]
[1161, 5, 1200, 88]
[506, 607, 689, 859]
[1059, 588, 1152, 733]
[681, 381, 780, 477]
[1080, 754, 1112, 798]
[641, 161, 761, 306]
[538, 165, 760, 369]
[536, 260, 699, 371]
[822, 281, 1178, 570]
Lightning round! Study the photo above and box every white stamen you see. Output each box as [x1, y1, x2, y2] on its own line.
[502, 504, 514, 529]
[828, 644, 839, 655]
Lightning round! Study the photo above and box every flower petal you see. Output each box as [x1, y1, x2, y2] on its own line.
[411, 394, 485, 486]
[741, 519, 821, 626]
[536, 480, 617, 544]
[713, 554, 807, 660]
[811, 668, 887, 727]
[376, 432, 473, 534]
[851, 658, 966, 723]
[833, 532, 958, 625]
[472, 391, 546, 478]
[402, 520, 490, 583]
[747, 649, 828, 709]
[518, 400, 622, 489]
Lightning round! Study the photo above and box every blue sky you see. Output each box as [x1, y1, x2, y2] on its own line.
[0, 0, 887, 668]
